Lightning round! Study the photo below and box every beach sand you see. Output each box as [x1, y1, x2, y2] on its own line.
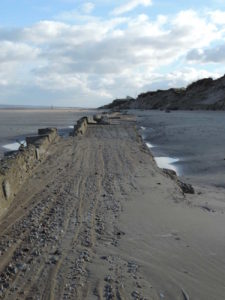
[0, 114, 225, 299]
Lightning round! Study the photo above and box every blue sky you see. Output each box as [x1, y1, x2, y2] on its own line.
[0, 0, 225, 107]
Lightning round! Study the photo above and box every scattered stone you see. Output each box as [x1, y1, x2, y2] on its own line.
[177, 180, 195, 194]
[131, 290, 140, 299]
[163, 169, 176, 178]
[53, 249, 62, 256]
[80, 251, 90, 262]
[32, 250, 40, 256]
[136, 282, 142, 288]
[16, 263, 27, 271]
[7, 264, 18, 275]
[128, 261, 138, 274]
[3, 282, 9, 289]
[22, 247, 29, 253]
[101, 256, 108, 260]
[115, 230, 125, 238]
[49, 256, 59, 264]
[104, 275, 113, 283]
[104, 284, 114, 300]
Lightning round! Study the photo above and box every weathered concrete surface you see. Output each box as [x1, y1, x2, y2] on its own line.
[0, 128, 59, 213]
[73, 115, 110, 136]
[73, 117, 88, 136]
[163, 168, 195, 194]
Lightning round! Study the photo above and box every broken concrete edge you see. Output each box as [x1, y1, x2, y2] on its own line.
[73, 117, 88, 136]
[162, 168, 195, 194]
[73, 115, 110, 136]
[133, 123, 195, 195]
[0, 128, 59, 212]
[26, 128, 58, 146]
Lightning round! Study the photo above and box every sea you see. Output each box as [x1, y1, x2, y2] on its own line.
[132, 110, 225, 187]
[0, 108, 95, 157]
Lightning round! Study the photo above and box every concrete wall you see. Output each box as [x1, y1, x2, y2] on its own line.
[0, 128, 58, 214]
[73, 115, 110, 136]
[0, 116, 107, 215]
[74, 117, 88, 136]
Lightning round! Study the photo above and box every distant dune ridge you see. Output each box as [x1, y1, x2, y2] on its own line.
[100, 74, 225, 110]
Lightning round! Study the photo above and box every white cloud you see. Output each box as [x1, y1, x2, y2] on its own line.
[112, 0, 152, 16]
[209, 10, 225, 25]
[0, 41, 39, 62]
[187, 44, 225, 63]
[171, 10, 220, 49]
[0, 9, 224, 106]
[82, 2, 95, 14]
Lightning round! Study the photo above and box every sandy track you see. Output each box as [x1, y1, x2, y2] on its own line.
[0, 118, 225, 299]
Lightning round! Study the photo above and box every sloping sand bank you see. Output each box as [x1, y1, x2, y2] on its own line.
[0, 115, 225, 299]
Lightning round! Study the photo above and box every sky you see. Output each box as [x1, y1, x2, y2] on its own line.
[1, 0, 225, 107]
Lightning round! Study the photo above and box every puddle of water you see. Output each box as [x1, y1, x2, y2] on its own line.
[3, 140, 26, 151]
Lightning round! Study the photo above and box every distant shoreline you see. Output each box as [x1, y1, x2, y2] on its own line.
[0, 107, 92, 112]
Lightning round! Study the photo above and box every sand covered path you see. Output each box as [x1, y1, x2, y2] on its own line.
[0, 115, 225, 299]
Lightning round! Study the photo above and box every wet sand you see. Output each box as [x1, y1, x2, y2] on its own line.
[0, 114, 225, 299]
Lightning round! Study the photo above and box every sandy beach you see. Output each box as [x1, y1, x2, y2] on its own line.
[0, 114, 225, 299]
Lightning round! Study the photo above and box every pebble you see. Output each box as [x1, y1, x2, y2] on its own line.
[32, 250, 40, 256]
[104, 275, 113, 283]
[8, 264, 18, 275]
[104, 284, 114, 300]
[16, 263, 27, 271]
[131, 290, 140, 299]
[128, 261, 138, 273]
[50, 256, 59, 264]
[80, 251, 90, 262]
[53, 249, 62, 256]
[101, 256, 108, 260]
[136, 282, 142, 288]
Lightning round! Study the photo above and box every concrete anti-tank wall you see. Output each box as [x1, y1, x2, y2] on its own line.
[0, 116, 108, 214]
[73, 117, 88, 136]
[27, 128, 58, 158]
[73, 115, 110, 136]
[0, 128, 58, 214]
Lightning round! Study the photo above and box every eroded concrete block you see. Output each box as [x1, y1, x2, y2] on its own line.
[2, 180, 11, 200]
